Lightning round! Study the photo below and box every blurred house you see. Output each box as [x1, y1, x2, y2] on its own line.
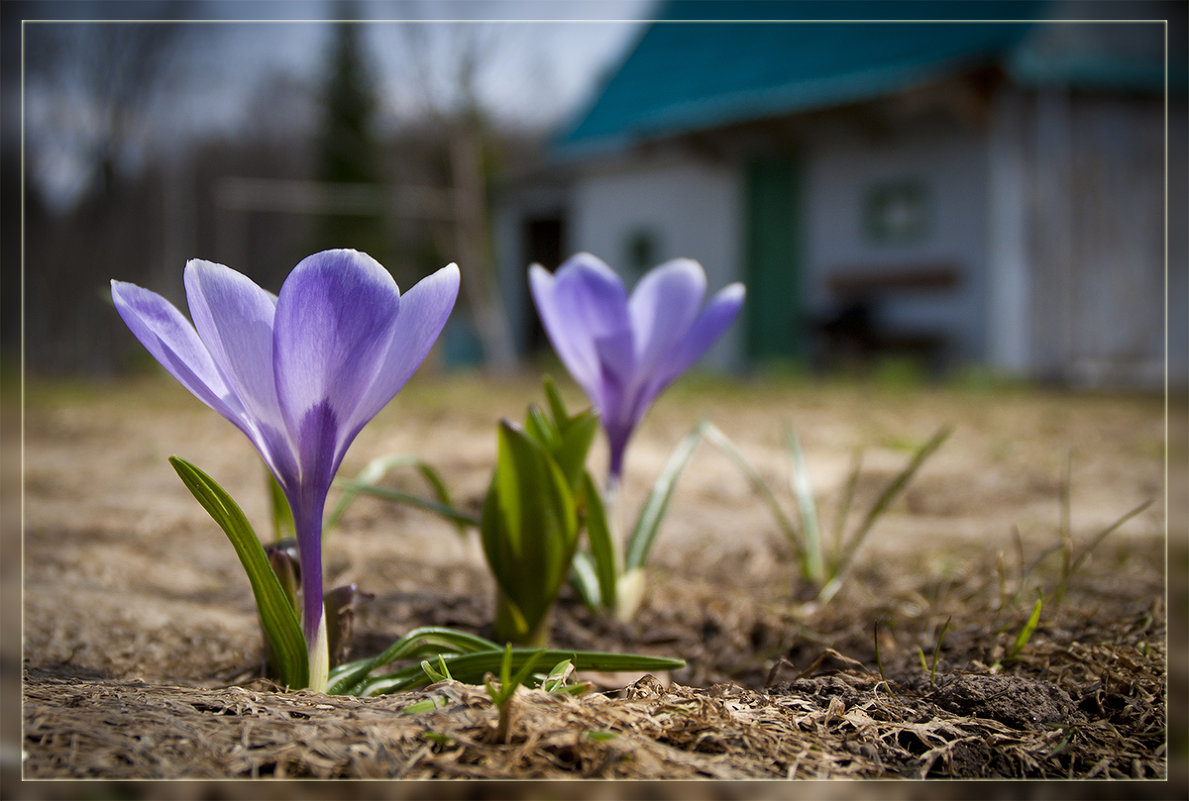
[495, 0, 1186, 387]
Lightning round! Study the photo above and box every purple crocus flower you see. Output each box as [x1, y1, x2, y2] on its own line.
[111, 249, 459, 690]
[530, 253, 744, 483]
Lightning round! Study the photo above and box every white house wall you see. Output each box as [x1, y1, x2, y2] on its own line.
[1023, 90, 1172, 387]
[569, 156, 743, 370]
[803, 120, 991, 364]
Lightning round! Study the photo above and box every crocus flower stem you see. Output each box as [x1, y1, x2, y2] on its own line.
[112, 250, 459, 691]
[293, 490, 328, 685]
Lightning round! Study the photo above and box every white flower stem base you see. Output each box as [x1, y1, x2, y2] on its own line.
[614, 568, 647, 623]
[307, 608, 330, 693]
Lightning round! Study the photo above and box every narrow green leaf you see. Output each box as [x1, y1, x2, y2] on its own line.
[266, 470, 295, 542]
[830, 449, 863, 567]
[582, 471, 619, 610]
[358, 648, 685, 697]
[586, 730, 618, 742]
[505, 648, 546, 694]
[835, 425, 951, 579]
[1008, 590, 1043, 660]
[420, 658, 449, 683]
[569, 551, 602, 612]
[552, 411, 599, 491]
[336, 480, 480, 529]
[401, 697, 448, 716]
[702, 422, 802, 559]
[541, 659, 574, 693]
[328, 454, 469, 536]
[169, 456, 308, 690]
[482, 421, 579, 643]
[326, 626, 498, 695]
[1069, 498, 1153, 575]
[785, 424, 823, 583]
[625, 421, 705, 572]
[525, 404, 560, 451]
[543, 375, 570, 428]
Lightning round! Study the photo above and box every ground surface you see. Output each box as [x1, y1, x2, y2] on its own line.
[9, 369, 1186, 794]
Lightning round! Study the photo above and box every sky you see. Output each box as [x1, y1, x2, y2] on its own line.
[15, 0, 656, 208]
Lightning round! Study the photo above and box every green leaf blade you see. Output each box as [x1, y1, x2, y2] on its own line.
[169, 456, 308, 690]
[625, 421, 705, 572]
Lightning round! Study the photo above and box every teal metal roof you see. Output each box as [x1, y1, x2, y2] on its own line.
[553, 0, 1173, 158]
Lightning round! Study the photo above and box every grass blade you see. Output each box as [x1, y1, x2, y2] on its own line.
[1008, 590, 1043, 660]
[834, 425, 951, 580]
[581, 471, 618, 611]
[785, 424, 823, 583]
[266, 470, 295, 542]
[569, 551, 602, 612]
[830, 449, 863, 568]
[624, 421, 705, 572]
[702, 422, 802, 559]
[170, 456, 308, 690]
[358, 648, 685, 697]
[1056, 451, 1074, 602]
[326, 626, 499, 695]
[336, 480, 481, 529]
[328, 454, 469, 536]
[1069, 499, 1154, 576]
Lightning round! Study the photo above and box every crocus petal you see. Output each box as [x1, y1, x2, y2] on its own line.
[273, 249, 402, 485]
[184, 259, 280, 425]
[628, 258, 707, 374]
[531, 254, 634, 406]
[350, 263, 460, 435]
[183, 260, 297, 482]
[652, 282, 746, 391]
[110, 279, 247, 426]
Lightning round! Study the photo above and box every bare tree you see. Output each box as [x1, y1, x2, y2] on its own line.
[24, 18, 191, 206]
[393, 13, 517, 371]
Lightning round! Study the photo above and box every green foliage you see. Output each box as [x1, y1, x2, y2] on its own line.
[485, 644, 545, 742]
[169, 456, 309, 691]
[327, 626, 500, 695]
[330, 453, 478, 535]
[356, 646, 683, 698]
[704, 422, 951, 604]
[1008, 590, 1043, 662]
[1008, 454, 1152, 609]
[266, 471, 295, 542]
[482, 421, 578, 645]
[624, 421, 706, 574]
[928, 616, 951, 685]
[327, 624, 681, 698]
[480, 380, 599, 645]
[570, 420, 707, 622]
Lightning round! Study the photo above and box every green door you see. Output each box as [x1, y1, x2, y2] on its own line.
[744, 156, 802, 363]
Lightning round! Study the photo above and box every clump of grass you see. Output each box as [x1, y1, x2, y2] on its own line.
[704, 422, 950, 604]
[1003, 452, 1152, 610]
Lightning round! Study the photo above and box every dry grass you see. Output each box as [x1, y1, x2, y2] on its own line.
[9, 369, 1184, 792]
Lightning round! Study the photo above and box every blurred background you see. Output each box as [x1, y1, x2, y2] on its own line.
[2, 0, 1185, 386]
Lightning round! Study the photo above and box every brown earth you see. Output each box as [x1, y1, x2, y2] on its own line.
[7, 369, 1186, 796]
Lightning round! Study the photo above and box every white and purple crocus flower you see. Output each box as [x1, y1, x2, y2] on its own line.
[530, 253, 745, 484]
[111, 249, 460, 691]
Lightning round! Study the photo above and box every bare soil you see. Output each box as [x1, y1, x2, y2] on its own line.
[9, 370, 1185, 795]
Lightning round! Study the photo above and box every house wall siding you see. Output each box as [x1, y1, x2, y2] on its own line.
[802, 120, 991, 366]
[1022, 90, 1172, 387]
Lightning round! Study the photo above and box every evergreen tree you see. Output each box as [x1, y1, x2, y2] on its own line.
[310, 16, 389, 264]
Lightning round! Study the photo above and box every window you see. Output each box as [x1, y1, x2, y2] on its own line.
[623, 227, 662, 281]
[864, 180, 932, 245]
